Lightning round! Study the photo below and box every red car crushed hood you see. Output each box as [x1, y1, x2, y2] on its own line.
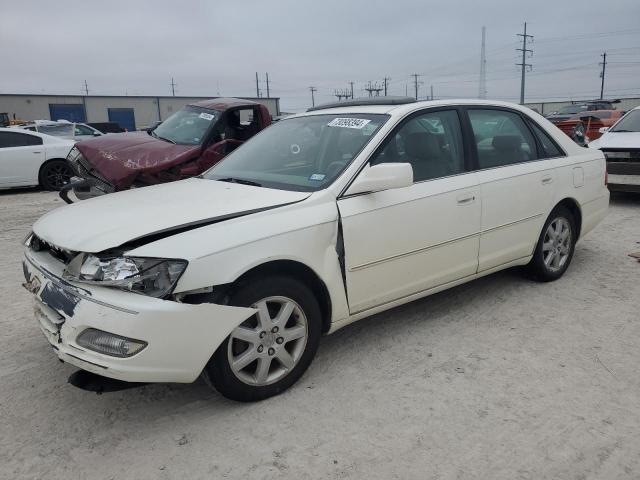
[75, 132, 201, 189]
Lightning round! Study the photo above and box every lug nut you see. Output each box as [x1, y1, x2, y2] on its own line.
[271, 326, 279, 333]
[276, 337, 284, 344]
[259, 331, 266, 339]
[257, 345, 264, 353]
[268, 348, 275, 356]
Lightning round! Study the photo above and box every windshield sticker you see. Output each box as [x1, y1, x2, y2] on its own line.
[327, 118, 371, 129]
[309, 173, 326, 181]
[199, 112, 215, 121]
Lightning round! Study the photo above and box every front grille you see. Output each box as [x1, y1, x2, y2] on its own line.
[71, 152, 115, 193]
[29, 234, 76, 265]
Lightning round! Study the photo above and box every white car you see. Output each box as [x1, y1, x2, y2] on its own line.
[0, 127, 75, 190]
[589, 105, 640, 193]
[20, 120, 103, 141]
[22, 99, 609, 401]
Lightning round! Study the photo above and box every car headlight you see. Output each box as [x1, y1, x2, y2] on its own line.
[603, 151, 630, 159]
[67, 146, 81, 162]
[63, 254, 187, 298]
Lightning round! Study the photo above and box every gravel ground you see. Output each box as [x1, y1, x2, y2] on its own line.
[1, 189, 639, 480]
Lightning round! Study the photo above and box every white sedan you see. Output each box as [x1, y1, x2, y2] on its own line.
[0, 127, 75, 190]
[23, 99, 609, 401]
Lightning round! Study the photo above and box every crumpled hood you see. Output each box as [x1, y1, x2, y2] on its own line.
[589, 131, 640, 150]
[33, 178, 310, 253]
[76, 132, 200, 187]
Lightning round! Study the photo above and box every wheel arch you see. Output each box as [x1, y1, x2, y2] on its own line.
[231, 260, 333, 333]
[553, 197, 583, 239]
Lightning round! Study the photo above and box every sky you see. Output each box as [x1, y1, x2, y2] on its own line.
[1, 0, 639, 112]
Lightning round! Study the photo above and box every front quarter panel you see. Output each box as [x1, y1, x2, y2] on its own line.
[127, 199, 351, 325]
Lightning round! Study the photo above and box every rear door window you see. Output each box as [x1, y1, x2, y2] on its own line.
[0, 131, 43, 148]
[468, 109, 538, 169]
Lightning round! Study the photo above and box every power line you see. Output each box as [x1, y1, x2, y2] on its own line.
[516, 22, 533, 104]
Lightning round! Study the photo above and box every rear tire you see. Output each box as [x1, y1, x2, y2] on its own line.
[39, 159, 73, 191]
[203, 275, 322, 402]
[527, 206, 576, 282]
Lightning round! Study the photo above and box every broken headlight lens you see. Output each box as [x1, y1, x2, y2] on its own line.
[63, 254, 187, 298]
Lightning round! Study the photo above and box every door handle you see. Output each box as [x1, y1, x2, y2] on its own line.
[541, 175, 553, 185]
[456, 194, 476, 205]
[33, 151, 42, 154]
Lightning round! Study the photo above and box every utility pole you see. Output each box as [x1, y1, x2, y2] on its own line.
[349, 81, 354, 99]
[599, 52, 607, 99]
[309, 86, 317, 107]
[170, 77, 176, 96]
[383, 77, 391, 96]
[410, 74, 421, 100]
[255, 72, 260, 97]
[516, 22, 533, 104]
[265, 73, 270, 98]
[430, 85, 434, 101]
[83, 80, 89, 96]
[478, 26, 487, 99]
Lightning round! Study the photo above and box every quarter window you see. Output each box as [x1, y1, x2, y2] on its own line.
[468, 109, 538, 168]
[371, 109, 465, 182]
[528, 121, 564, 158]
[0, 131, 43, 148]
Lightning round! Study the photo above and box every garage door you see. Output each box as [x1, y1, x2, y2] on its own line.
[107, 108, 136, 131]
[49, 104, 86, 122]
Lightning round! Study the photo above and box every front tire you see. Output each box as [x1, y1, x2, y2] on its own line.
[39, 159, 73, 191]
[203, 275, 322, 402]
[527, 206, 576, 281]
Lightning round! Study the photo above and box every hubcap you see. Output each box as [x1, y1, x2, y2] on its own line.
[542, 217, 572, 272]
[227, 296, 308, 386]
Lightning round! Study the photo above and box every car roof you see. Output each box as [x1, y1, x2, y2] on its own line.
[189, 97, 259, 111]
[295, 99, 540, 118]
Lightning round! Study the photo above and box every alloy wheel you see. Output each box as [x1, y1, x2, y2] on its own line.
[542, 217, 572, 272]
[46, 164, 73, 189]
[227, 296, 308, 386]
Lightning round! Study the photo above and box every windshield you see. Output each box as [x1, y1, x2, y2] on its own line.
[153, 106, 220, 145]
[37, 123, 75, 137]
[610, 110, 640, 132]
[204, 113, 389, 192]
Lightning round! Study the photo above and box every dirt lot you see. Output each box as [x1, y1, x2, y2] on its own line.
[1, 189, 639, 480]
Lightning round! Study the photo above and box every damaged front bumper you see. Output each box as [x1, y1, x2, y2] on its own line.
[23, 249, 256, 383]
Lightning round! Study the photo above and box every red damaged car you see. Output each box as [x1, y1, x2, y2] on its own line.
[64, 98, 271, 201]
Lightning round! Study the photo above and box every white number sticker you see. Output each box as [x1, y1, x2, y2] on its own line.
[199, 112, 214, 121]
[327, 118, 371, 129]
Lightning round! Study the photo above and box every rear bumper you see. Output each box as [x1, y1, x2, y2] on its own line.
[23, 250, 255, 383]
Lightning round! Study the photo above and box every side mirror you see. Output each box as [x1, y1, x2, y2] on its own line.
[93, 131, 101, 136]
[598, 127, 609, 134]
[345, 163, 413, 196]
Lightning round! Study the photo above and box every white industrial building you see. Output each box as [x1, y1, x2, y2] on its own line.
[0, 94, 281, 131]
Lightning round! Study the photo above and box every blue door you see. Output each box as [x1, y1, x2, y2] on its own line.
[49, 104, 86, 122]
[108, 108, 136, 131]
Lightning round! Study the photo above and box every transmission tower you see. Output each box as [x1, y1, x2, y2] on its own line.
[364, 81, 383, 97]
[516, 22, 533, 104]
[478, 27, 487, 99]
